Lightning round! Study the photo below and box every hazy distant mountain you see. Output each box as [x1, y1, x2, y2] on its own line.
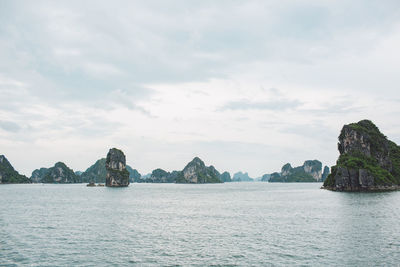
[232, 171, 254, 182]
[0, 155, 30, 183]
[220, 171, 232, 182]
[260, 174, 271, 182]
[269, 160, 329, 182]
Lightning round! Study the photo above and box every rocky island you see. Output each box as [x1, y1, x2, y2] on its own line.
[322, 120, 400, 191]
[175, 157, 222, 183]
[105, 148, 130, 187]
[0, 155, 30, 183]
[267, 160, 329, 182]
[79, 158, 140, 184]
[31, 162, 79, 183]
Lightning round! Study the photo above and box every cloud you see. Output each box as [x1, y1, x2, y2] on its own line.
[0, 121, 21, 132]
[0, 0, 400, 176]
[219, 99, 302, 111]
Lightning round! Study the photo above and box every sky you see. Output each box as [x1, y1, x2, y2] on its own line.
[1, 0, 400, 177]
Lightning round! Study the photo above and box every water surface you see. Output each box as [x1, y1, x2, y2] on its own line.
[1, 183, 400, 266]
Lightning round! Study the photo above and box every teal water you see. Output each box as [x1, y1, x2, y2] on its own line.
[1, 183, 400, 266]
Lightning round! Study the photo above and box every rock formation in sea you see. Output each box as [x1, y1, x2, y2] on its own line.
[0, 155, 30, 183]
[323, 120, 400, 191]
[175, 157, 222, 183]
[268, 160, 329, 182]
[105, 148, 130, 187]
[80, 158, 107, 183]
[79, 158, 139, 183]
[261, 174, 271, 182]
[232, 171, 254, 182]
[321, 166, 330, 182]
[126, 165, 141, 183]
[31, 167, 49, 183]
[41, 162, 79, 183]
[220, 171, 232, 182]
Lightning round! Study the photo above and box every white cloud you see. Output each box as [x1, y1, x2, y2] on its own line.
[0, 0, 400, 177]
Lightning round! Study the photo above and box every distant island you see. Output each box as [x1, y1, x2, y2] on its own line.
[137, 157, 227, 184]
[2, 120, 400, 190]
[323, 120, 400, 191]
[265, 160, 329, 183]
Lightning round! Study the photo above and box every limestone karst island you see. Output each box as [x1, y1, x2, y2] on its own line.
[323, 120, 400, 191]
[1, 120, 399, 192]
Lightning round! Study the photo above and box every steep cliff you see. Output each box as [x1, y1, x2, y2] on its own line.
[269, 160, 327, 182]
[176, 157, 222, 183]
[0, 155, 30, 183]
[323, 120, 400, 191]
[105, 148, 130, 187]
[41, 162, 79, 183]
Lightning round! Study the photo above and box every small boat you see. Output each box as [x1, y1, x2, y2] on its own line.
[86, 182, 96, 187]
[97, 183, 105, 187]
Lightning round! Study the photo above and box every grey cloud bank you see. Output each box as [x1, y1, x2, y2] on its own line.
[0, 0, 399, 176]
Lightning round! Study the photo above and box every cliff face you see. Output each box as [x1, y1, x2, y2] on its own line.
[0, 155, 30, 183]
[31, 167, 49, 183]
[41, 162, 79, 183]
[176, 157, 222, 183]
[269, 160, 327, 182]
[105, 148, 129, 187]
[323, 120, 400, 191]
[321, 166, 330, 182]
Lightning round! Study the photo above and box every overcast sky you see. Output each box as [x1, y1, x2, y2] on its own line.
[1, 0, 400, 177]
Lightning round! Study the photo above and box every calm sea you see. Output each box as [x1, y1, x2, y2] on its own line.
[1, 183, 400, 266]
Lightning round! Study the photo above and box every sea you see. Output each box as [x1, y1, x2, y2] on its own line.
[1, 182, 400, 266]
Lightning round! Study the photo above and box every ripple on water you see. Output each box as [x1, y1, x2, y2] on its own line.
[1, 183, 400, 266]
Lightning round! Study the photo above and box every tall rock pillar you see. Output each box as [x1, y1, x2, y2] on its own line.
[105, 148, 130, 187]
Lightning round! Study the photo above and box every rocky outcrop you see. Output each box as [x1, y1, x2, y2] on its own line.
[220, 171, 232, 182]
[0, 155, 30, 183]
[176, 157, 222, 183]
[41, 162, 79, 183]
[138, 168, 178, 183]
[269, 160, 328, 182]
[31, 167, 49, 183]
[81, 158, 107, 183]
[323, 120, 400, 191]
[232, 172, 254, 182]
[126, 165, 141, 183]
[105, 148, 130, 187]
[321, 166, 330, 182]
[80, 158, 138, 183]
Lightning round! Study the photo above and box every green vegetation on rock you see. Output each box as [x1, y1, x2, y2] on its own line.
[0, 155, 30, 183]
[41, 162, 79, 183]
[323, 120, 400, 191]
